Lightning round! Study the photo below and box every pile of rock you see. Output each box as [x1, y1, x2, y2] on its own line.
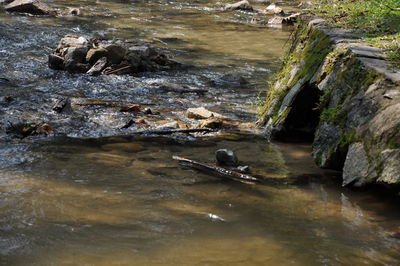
[48, 35, 180, 75]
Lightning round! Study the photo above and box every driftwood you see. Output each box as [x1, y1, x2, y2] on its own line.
[133, 128, 215, 135]
[172, 155, 258, 184]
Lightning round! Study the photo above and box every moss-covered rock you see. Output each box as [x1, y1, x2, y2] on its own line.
[259, 17, 400, 187]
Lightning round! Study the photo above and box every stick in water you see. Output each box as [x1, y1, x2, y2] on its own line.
[172, 155, 258, 184]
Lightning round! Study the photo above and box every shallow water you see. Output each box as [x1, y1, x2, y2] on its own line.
[1, 0, 400, 265]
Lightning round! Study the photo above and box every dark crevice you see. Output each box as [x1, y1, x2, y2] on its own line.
[275, 84, 322, 142]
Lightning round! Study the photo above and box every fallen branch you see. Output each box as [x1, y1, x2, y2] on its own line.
[172, 155, 258, 184]
[133, 128, 216, 135]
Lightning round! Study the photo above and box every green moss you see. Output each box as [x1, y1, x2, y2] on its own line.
[271, 107, 290, 126]
[320, 104, 344, 124]
[338, 130, 358, 148]
[260, 24, 333, 122]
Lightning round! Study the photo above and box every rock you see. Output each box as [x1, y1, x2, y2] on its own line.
[342, 143, 376, 187]
[186, 107, 222, 120]
[0, 0, 15, 5]
[120, 104, 141, 113]
[213, 73, 248, 86]
[35, 123, 54, 135]
[68, 7, 81, 16]
[105, 44, 127, 65]
[86, 48, 108, 65]
[57, 35, 88, 52]
[298, 1, 313, 8]
[377, 149, 400, 184]
[143, 108, 153, 114]
[263, 4, 285, 15]
[215, 149, 239, 167]
[268, 13, 299, 25]
[156, 121, 179, 129]
[64, 60, 90, 73]
[5, 0, 56, 15]
[48, 54, 65, 70]
[197, 117, 224, 129]
[52, 98, 73, 114]
[224, 0, 253, 11]
[87, 57, 107, 76]
[64, 46, 88, 63]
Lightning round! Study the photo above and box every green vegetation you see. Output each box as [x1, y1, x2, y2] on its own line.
[313, 0, 400, 67]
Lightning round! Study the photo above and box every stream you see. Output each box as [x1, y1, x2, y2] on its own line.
[1, 0, 400, 265]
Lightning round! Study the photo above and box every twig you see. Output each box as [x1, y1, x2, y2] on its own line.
[172, 155, 258, 184]
[103, 65, 132, 75]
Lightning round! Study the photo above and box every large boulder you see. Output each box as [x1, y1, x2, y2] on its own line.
[104, 44, 127, 65]
[5, 0, 56, 15]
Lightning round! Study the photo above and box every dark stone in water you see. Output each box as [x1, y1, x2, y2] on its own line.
[64, 59, 90, 73]
[212, 73, 248, 87]
[64, 46, 88, 63]
[48, 54, 65, 70]
[52, 98, 73, 114]
[215, 149, 239, 167]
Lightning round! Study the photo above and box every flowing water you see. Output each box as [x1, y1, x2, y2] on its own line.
[1, 0, 400, 265]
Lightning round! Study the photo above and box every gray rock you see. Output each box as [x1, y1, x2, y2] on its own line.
[48, 54, 64, 70]
[186, 107, 223, 120]
[64, 46, 88, 63]
[0, 0, 15, 5]
[213, 73, 248, 86]
[86, 48, 108, 65]
[87, 57, 108, 76]
[216, 149, 239, 167]
[377, 149, 400, 184]
[312, 122, 341, 168]
[5, 0, 56, 15]
[105, 44, 127, 65]
[224, 0, 253, 11]
[342, 142, 376, 186]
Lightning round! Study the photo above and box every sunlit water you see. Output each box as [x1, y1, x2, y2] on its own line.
[1, 0, 400, 265]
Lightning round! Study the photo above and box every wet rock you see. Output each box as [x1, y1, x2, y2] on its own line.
[224, 0, 253, 11]
[105, 44, 127, 65]
[0, 0, 15, 5]
[4, 96, 13, 102]
[64, 46, 88, 63]
[68, 7, 81, 16]
[64, 60, 90, 74]
[52, 98, 73, 114]
[87, 57, 107, 76]
[237, 165, 250, 173]
[215, 149, 239, 167]
[263, 4, 285, 15]
[48, 54, 65, 70]
[268, 13, 299, 25]
[120, 104, 141, 113]
[5, 0, 56, 16]
[6, 121, 53, 138]
[143, 108, 153, 114]
[197, 117, 224, 129]
[186, 107, 222, 120]
[86, 48, 108, 65]
[213, 73, 248, 86]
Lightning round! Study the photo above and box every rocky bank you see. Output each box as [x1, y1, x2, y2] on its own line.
[258, 18, 400, 187]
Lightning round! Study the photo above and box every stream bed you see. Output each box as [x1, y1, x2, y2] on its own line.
[1, 0, 400, 265]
